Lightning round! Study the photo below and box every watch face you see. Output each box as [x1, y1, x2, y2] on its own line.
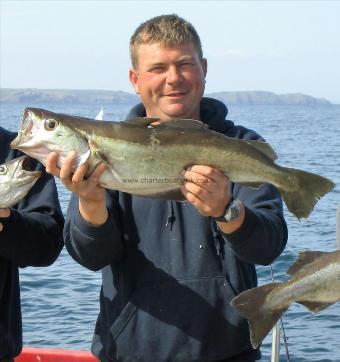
[225, 200, 241, 222]
[213, 199, 241, 223]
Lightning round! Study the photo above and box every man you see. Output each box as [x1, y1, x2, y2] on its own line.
[0, 126, 64, 361]
[47, 15, 287, 361]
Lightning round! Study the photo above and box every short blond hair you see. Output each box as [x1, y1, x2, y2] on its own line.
[130, 14, 203, 69]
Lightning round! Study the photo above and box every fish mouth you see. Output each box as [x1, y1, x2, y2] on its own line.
[14, 156, 41, 180]
[22, 109, 34, 133]
[10, 109, 50, 167]
[21, 156, 31, 171]
[0, 155, 41, 208]
[10, 110, 35, 149]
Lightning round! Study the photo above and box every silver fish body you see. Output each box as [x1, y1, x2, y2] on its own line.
[0, 156, 41, 208]
[231, 250, 340, 348]
[11, 107, 335, 219]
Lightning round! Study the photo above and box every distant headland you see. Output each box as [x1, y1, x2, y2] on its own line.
[0, 88, 334, 106]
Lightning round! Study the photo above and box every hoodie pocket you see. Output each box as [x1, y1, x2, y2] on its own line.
[110, 300, 137, 340]
[109, 276, 250, 362]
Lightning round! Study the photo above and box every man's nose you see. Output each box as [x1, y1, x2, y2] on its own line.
[166, 66, 183, 84]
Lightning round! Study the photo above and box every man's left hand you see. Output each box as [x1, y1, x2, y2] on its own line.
[181, 165, 245, 234]
[181, 165, 230, 218]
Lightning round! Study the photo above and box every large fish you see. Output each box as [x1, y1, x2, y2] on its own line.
[11, 107, 334, 219]
[231, 249, 340, 349]
[0, 156, 41, 208]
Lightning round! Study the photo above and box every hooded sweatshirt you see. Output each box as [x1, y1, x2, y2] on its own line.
[0, 127, 64, 359]
[64, 98, 288, 362]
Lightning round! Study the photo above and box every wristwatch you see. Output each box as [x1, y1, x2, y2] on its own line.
[213, 199, 242, 223]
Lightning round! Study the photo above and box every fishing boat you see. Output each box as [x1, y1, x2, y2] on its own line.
[15, 347, 98, 361]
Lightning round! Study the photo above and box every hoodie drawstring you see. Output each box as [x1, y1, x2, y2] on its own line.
[165, 201, 176, 231]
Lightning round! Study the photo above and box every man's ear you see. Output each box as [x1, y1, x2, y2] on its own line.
[129, 68, 140, 95]
[201, 58, 208, 78]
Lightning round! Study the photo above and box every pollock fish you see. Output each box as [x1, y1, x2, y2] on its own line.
[10, 107, 335, 219]
[0, 156, 41, 208]
[231, 250, 340, 348]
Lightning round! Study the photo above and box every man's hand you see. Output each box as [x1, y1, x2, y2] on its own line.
[181, 165, 230, 217]
[0, 209, 10, 218]
[0, 208, 10, 232]
[181, 165, 245, 233]
[46, 151, 108, 226]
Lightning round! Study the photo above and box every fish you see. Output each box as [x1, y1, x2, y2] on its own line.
[10, 107, 335, 219]
[0, 155, 41, 208]
[231, 249, 340, 349]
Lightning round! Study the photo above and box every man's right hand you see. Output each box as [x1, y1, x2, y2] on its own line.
[46, 151, 108, 226]
[0, 208, 10, 232]
[0, 209, 10, 218]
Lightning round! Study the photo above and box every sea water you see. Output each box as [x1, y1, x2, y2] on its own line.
[1, 101, 339, 361]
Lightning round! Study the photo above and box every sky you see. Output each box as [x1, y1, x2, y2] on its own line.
[1, 0, 339, 103]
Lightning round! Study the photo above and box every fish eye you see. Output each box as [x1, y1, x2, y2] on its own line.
[44, 119, 58, 131]
[0, 165, 7, 175]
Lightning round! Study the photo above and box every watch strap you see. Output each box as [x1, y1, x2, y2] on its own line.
[212, 197, 234, 222]
[213, 199, 242, 223]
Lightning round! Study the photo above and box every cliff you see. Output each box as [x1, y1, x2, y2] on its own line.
[0, 88, 333, 106]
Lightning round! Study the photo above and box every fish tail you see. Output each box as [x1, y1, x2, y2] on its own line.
[280, 168, 335, 219]
[231, 283, 287, 349]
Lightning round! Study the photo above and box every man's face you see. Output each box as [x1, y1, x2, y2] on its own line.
[129, 42, 207, 121]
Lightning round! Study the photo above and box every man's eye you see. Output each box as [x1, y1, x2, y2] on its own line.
[150, 66, 165, 73]
[180, 62, 194, 68]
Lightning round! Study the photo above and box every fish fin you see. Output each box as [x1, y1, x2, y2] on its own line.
[287, 251, 327, 275]
[241, 139, 278, 161]
[231, 283, 287, 349]
[124, 117, 160, 126]
[297, 301, 335, 313]
[92, 150, 107, 164]
[87, 140, 104, 162]
[279, 168, 335, 219]
[85, 141, 111, 177]
[158, 119, 208, 130]
[91, 150, 123, 185]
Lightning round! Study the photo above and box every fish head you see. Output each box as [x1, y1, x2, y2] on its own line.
[11, 108, 90, 168]
[0, 156, 41, 208]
